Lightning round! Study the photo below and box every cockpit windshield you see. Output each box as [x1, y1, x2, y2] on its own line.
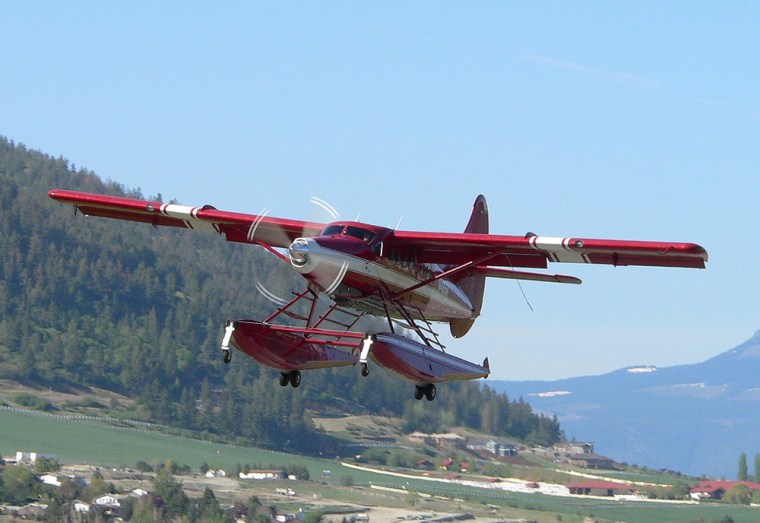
[321, 225, 344, 237]
[320, 224, 376, 244]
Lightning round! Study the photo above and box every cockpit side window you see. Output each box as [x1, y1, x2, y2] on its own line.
[321, 224, 377, 244]
[345, 226, 376, 243]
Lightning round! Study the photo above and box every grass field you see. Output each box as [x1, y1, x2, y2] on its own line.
[0, 408, 351, 479]
[2, 408, 759, 523]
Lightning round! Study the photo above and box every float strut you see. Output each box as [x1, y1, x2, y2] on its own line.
[359, 333, 376, 377]
[220, 321, 236, 363]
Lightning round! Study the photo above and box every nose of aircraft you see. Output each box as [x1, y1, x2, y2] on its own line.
[289, 238, 310, 268]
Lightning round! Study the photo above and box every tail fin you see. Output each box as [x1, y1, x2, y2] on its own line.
[450, 195, 488, 338]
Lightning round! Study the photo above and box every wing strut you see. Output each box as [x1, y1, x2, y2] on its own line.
[391, 252, 503, 299]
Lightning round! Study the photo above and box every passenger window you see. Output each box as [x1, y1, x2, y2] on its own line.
[345, 226, 376, 243]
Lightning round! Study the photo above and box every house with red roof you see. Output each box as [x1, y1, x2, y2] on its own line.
[567, 481, 636, 497]
[690, 480, 760, 501]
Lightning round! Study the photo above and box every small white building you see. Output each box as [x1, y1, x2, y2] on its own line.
[15, 451, 37, 463]
[486, 440, 517, 457]
[205, 469, 227, 478]
[131, 488, 149, 498]
[93, 494, 121, 508]
[40, 473, 62, 487]
[240, 469, 286, 480]
[73, 500, 91, 513]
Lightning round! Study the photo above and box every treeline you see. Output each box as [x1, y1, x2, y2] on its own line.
[0, 136, 562, 450]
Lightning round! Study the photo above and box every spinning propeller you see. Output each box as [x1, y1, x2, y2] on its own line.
[252, 196, 350, 306]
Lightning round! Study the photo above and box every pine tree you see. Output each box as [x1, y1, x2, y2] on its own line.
[738, 452, 748, 481]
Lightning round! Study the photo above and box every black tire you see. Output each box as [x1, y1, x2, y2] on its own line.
[425, 384, 437, 401]
[290, 371, 302, 388]
[361, 363, 369, 377]
[223, 350, 232, 364]
[414, 387, 424, 400]
[279, 373, 289, 387]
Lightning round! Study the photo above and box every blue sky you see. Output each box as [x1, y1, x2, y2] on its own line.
[2, 2, 757, 380]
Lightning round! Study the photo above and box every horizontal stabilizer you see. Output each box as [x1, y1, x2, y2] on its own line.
[476, 266, 582, 285]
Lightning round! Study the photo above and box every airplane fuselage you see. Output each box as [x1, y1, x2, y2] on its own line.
[287, 222, 476, 323]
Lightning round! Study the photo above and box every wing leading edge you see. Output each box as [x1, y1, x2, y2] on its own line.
[48, 189, 324, 248]
[388, 230, 707, 270]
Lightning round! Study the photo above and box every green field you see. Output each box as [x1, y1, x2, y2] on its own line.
[0, 408, 351, 479]
[1, 408, 759, 523]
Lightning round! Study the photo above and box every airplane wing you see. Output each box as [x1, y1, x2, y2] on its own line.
[387, 230, 708, 269]
[50, 189, 708, 269]
[48, 189, 324, 248]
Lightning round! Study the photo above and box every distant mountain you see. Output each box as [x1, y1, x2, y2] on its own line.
[489, 330, 760, 479]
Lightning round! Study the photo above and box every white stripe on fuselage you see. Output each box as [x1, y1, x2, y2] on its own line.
[299, 243, 474, 320]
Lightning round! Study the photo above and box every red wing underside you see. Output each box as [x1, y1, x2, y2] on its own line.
[48, 189, 323, 248]
[389, 231, 707, 269]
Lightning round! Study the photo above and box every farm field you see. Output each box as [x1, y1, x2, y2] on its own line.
[0, 408, 348, 479]
[2, 407, 759, 523]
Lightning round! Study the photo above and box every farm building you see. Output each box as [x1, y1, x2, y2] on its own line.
[407, 432, 466, 450]
[16, 503, 48, 518]
[567, 481, 635, 497]
[40, 473, 63, 487]
[93, 494, 122, 507]
[239, 469, 286, 480]
[567, 453, 617, 470]
[486, 440, 517, 457]
[690, 480, 760, 500]
[415, 459, 434, 471]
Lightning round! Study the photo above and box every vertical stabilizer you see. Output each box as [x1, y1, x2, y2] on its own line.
[450, 195, 488, 338]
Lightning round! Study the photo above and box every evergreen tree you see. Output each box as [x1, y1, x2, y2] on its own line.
[739, 452, 748, 481]
[1, 466, 36, 503]
[154, 468, 189, 520]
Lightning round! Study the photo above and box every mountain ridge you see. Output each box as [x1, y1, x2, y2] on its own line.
[489, 329, 760, 478]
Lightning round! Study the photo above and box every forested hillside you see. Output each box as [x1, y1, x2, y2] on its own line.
[0, 136, 561, 452]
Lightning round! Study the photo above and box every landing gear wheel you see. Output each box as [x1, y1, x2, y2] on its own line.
[414, 386, 424, 400]
[290, 370, 301, 388]
[279, 373, 289, 387]
[361, 363, 370, 377]
[425, 384, 436, 401]
[222, 350, 232, 364]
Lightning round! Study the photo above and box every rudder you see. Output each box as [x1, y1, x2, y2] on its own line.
[450, 195, 488, 338]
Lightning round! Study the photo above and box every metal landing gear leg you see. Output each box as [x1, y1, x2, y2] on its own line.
[359, 333, 375, 377]
[220, 321, 236, 364]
